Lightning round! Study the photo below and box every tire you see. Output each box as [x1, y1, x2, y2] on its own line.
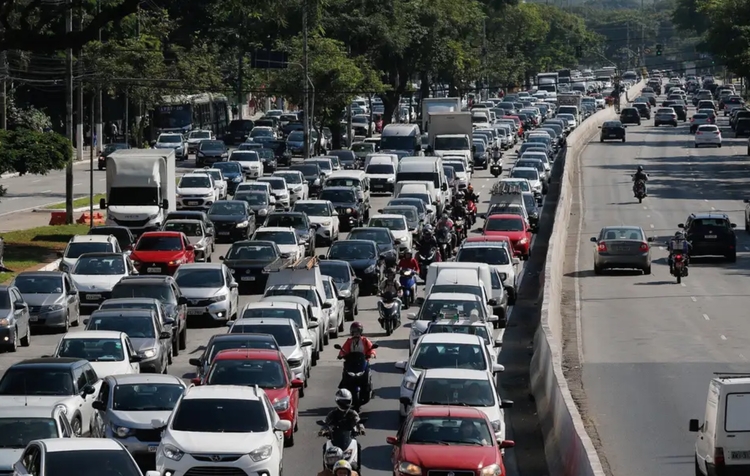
[179, 327, 187, 350]
[72, 417, 83, 437]
[172, 338, 179, 357]
[508, 289, 517, 305]
[323, 329, 329, 345]
[385, 318, 393, 336]
[622, 138, 626, 142]
[594, 265, 603, 275]
[285, 432, 295, 447]
[20, 325, 30, 347]
[72, 309, 80, 326]
[644, 265, 652, 275]
[695, 144, 699, 148]
[6, 327, 18, 352]
[695, 457, 703, 476]
[677, 274, 682, 284]
[728, 252, 737, 263]
[638, 197, 642, 203]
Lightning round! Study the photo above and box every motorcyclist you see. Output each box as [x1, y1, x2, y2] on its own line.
[337, 323, 376, 405]
[436, 212, 456, 253]
[632, 166, 648, 196]
[417, 225, 439, 258]
[465, 184, 480, 204]
[397, 249, 420, 275]
[320, 388, 363, 441]
[331, 459, 360, 476]
[667, 230, 691, 275]
[491, 144, 502, 163]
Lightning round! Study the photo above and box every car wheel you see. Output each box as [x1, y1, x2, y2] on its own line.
[643, 265, 652, 275]
[728, 252, 737, 263]
[622, 137, 626, 143]
[179, 327, 187, 350]
[323, 330, 329, 346]
[20, 325, 30, 347]
[6, 327, 18, 352]
[71, 417, 83, 437]
[172, 338, 180, 357]
[594, 264, 603, 275]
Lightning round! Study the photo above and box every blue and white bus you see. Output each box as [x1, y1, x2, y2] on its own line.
[152, 93, 231, 137]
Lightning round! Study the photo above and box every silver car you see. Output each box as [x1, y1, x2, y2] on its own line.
[12, 271, 80, 331]
[0, 405, 73, 473]
[591, 226, 654, 275]
[91, 373, 186, 455]
[162, 219, 214, 261]
[173, 263, 239, 322]
[0, 285, 31, 351]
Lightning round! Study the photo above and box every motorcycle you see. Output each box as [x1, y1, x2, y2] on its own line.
[378, 297, 400, 335]
[672, 253, 688, 283]
[633, 179, 646, 203]
[333, 343, 379, 411]
[436, 226, 453, 259]
[466, 197, 478, 226]
[490, 160, 502, 177]
[454, 218, 467, 242]
[398, 268, 417, 309]
[318, 421, 365, 473]
[417, 250, 438, 281]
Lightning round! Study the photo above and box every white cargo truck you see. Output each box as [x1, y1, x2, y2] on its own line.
[420, 97, 461, 133]
[99, 149, 177, 235]
[427, 111, 474, 164]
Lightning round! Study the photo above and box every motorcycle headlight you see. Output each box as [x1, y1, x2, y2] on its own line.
[112, 424, 133, 438]
[249, 445, 273, 462]
[162, 444, 184, 461]
[273, 396, 290, 412]
[236, 220, 249, 228]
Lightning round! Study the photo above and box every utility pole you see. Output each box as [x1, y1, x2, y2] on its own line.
[65, 0, 74, 224]
[96, 0, 102, 153]
[89, 93, 94, 227]
[481, 18, 488, 100]
[640, 0, 645, 70]
[302, 0, 310, 159]
[0, 51, 7, 130]
[76, 6, 84, 164]
[238, 50, 244, 120]
[626, 22, 631, 70]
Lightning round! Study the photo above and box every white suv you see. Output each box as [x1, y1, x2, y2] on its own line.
[58, 234, 121, 273]
[177, 173, 218, 211]
[156, 385, 291, 476]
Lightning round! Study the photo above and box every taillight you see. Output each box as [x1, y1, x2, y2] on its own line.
[714, 131, 720, 135]
[597, 242, 607, 252]
[690, 118, 694, 122]
[715, 447, 725, 467]
[696, 132, 702, 135]
[675, 254, 683, 260]
[639, 242, 649, 252]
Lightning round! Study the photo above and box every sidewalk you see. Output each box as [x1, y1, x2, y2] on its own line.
[0, 206, 101, 233]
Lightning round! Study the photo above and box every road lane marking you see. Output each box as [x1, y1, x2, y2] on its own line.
[721, 335, 727, 340]
[681, 282, 686, 287]
[40, 190, 50, 193]
[704, 199, 709, 202]
[74, 183, 81, 186]
[711, 206, 715, 210]
[31, 179, 41, 183]
[703, 314, 710, 320]
[650, 224, 654, 228]
[691, 296, 697, 302]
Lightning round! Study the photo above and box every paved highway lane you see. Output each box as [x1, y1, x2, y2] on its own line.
[567, 101, 750, 476]
[0, 145, 540, 476]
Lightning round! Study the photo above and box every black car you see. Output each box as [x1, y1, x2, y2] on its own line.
[110, 275, 188, 356]
[234, 191, 273, 219]
[633, 103, 651, 119]
[319, 186, 364, 231]
[263, 211, 317, 256]
[290, 163, 324, 197]
[225, 119, 254, 145]
[599, 120, 627, 142]
[87, 225, 136, 251]
[322, 239, 382, 295]
[522, 191, 540, 232]
[472, 141, 489, 169]
[348, 227, 397, 256]
[257, 148, 278, 174]
[619, 107, 641, 125]
[282, 121, 304, 138]
[207, 200, 255, 242]
[329, 150, 357, 169]
[97, 143, 130, 170]
[267, 140, 290, 166]
[735, 118, 750, 137]
[679, 213, 737, 262]
[671, 104, 687, 121]
[319, 260, 361, 321]
[196, 140, 228, 167]
[165, 210, 214, 236]
[189, 333, 280, 379]
[211, 161, 244, 195]
[220, 240, 286, 294]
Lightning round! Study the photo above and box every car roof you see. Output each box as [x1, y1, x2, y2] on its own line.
[250, 298, 305, 309]
[61, 330, 125, 340]
[69, 235, 112, 243]
[234, 317, 295, 327]
[38, 438, 126, 452]
[108, 373, 185, 386]
[213, 348, 283, 361]
[175, 263, 224, 271]
[183, 384, 262, 401]
[421, 368, 492, 380]
[424, 292, 483, 302]
[0, 406, 62, 419]
[411, 405, 488, 419]
[11, 357, 86, 368]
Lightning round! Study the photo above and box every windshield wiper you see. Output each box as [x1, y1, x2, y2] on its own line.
[440, 440, 484, 446]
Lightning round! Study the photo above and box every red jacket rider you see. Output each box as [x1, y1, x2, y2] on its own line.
[398, 256, 420, 275]
[338, 322, 376, 360]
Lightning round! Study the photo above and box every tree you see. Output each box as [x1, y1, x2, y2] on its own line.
[0, 129, 72, 175]
[698, 0, 750, 77]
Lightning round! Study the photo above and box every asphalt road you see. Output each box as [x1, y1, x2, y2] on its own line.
[570, 99, 750, 475]
[0, 142, 545, 476]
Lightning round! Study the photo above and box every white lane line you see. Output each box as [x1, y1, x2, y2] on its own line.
[721, 335, 728, 341]
[704, 199, 709, 202]
[643, 206, 647, 210]
[650, 224, 655, 228]
[99, 178, 105, 182]
[647, 215, 651, 218]
[741, 354, 748, 361]
[681, 282, 686, 287]
[74, 183, 81, 186]
[703, 314, 710, 320]
[40, 190, 50, 193]
[711, 206, 715, 210]
[31, 179, 42, 183]
[691, 296, 697, 302]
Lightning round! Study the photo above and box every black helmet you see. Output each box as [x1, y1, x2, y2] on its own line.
[637, 166, 643, 172]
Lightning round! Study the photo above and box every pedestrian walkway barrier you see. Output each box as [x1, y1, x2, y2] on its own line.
[48, 211, 68, 226]
[76, 212, 105, 226]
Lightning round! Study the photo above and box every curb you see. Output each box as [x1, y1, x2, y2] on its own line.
[32, 205, 101, 214]
[39, 259, 62, 272]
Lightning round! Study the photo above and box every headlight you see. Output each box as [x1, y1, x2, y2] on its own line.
[42, 304, 64, 312]
[321, 220, 331, 226]
[346, 208, 353, 214]
[273, 396, 290, 411]
[221, 153, 229, 158]
[236, 220, 249, 228]
[162, 444, 184, 461]
[519, 238, 528, 244]
[233, 176, 242, 182]
[339, 289, 351, 298]
[491, 420, 502, 432]
[141, 348, 156, 358]
[480, 464, 502, 476]
[398, 462, 422, 476]
[0, 318, 10, 327]
[314, 179, 321, 186]
[112, 424, 133, 438]
[258, 209, 268, 216]
[202, 192, 213, 198]
[54, 404, 68, 415]
[403, 379, 416, 391]
[249, 445, 273, 462]
[300, 234, 310, 242]
[364, 264, 376, 274]
[387, 177, 395, 182]
[210, 294, 227, 303]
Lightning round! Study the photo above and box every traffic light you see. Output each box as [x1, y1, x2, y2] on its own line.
[656, 44, 663, 56]
[575, 45, 583, 58]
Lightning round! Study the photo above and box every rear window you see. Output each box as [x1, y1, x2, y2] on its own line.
[691, 218, 730, 230]
[725, 393, 750, 432]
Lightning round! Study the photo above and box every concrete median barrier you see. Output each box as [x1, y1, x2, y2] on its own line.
[530, 80, 645, 476]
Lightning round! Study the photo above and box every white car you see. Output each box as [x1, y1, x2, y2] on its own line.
[230, 151, 265, 178]
[368, 214, 411, 251]
[173, 263, 239, 322]
[509, 167, 543, 195]
[186, 130, 213, 154]
[258, 177, 290, 208]
[195, 168, 228, 199]
[424, 316, 502, 368]
[16, 439, 155, 476]
[395, 332, 504, 417]
[273, 170, 308, 204]
[51, 330, 141, 377]
[263, 284, 331, 352]
[292, 200, 340, 245]
[456, 240, 520, 306]
[70, 252, 135, 314]
[155, 385, 291, 476]
[694, 124, 722, 147]
[556, 113, 577, 129]
[176, 173, 218, 211]
[252, 226, 303, 261]
[405, 368, 512, 441]
[258, 294, 323, 365]
[154, 133, 187, 159]
[321, 276, 345, 338]
[58, 234, 121, 274]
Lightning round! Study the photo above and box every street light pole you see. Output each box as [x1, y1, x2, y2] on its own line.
[302, 0, 310, 159]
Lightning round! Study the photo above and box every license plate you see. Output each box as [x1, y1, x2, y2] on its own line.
[732, 451, 750, 459]
[188, 308, 205, 315]
[609, 134, 617, 138]
[372, 185, 383, 189]
[219, 231, 230, 235]
[705, 235, 717, 239]
[241, 276, 256, 281]
[86, 294, 101, 300]
[147, 267, 161, 273]
[187, 201, 199, 206]
[148, 445, 159, 453]
[29, 316, 38, 322]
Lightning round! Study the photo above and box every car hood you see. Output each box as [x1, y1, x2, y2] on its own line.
[400, 444, 498, 469]
[187, 236, 208, 246]
[277, 244, 301, 256]
[131, 251, 186, 262]
[199, 150, 226, 156]
[71, 274, 124, 291]
[483, 230, 527, 240]
[187, 138, 206, 144]
[208, 214, 247, 223]
[21, 293, 64, 307]
[181, 287, 225, 299]
[331, 201, 358, 209]
[168, 430, 275, 453]
[280, 345, 305, 360]
[0, 449, 22, 470]
[177, 187, 212, 196]
[307, 216, 333, 226]
[90, 361, 134, 378]
[109, 409, 173, 429]
[130, 337, 159, 354]
[225, 258, 275, 268]
[333, 258, 375, 269]
[155, 143, 182, 149]
[287, 141, 304, 147]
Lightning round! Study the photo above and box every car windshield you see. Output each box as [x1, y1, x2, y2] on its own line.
[419, 299, 483, 321]
[111, 284, 174, 302]
[601, 228, 644, 240]
[13, 275, 63, 294]
[200, 141, 224, 151]
[163, 221, 202, 236]
[229, 324, 296, 346]
[320, 189, 357, 202]
[517, 161, 543, 171]
[266, 214, 306, 229]
[72, 256, 126, 275]
[389, 199, 426, 213]
[366, 164, 394, 175]
[174, 268, 224, 288]
[325, 178, 360, 188]
[253, 231, 296, 245]
[319, 263, 350, 284]
[158, 135, 181, 143]
[204, 171, 222, 181]
[691, 219, 731, 230]
[103, 143, 129, 154]
[405, 416, 493, 446]
[349, 229, 390, 244]
[65, 242, 112, 258]
[294, 203, 330, 216]
[383, 207, 418, 222]
[179, 176, 211, 188]
[87, 315, 155, 338]
[417, 378, 494, 406]
[0, 418, 58, 448]
[412, 343, 486, 370]
[329, 242, 376, 260]
[0, 369, 75, 396]
[510, 169, 538, 181]
[260, 179, 285, 190]
[207, 338, 279, 362]
[400, 193, 430, 204]
[113, 383, 184, 411]
[287, 131, 304, 141]
[213, 162, 242, 174]
[275, 173, 302, 184]
[189, 131, 211, 139]
[135, 236, 183, 251]
[457, 246, 510, 265]
[226, 243, 277, 260]
[207, 359, 286, 389]
[446, 162, 465, 172]
[209, 202, 246, 216]
[172, 399, 268, 432]
[264, 287, 317, 306]
[368, 218, 405, 231]
[88, 228, 133, 249]
[242, 308, 303, 328]
[603, 121, 622, 128]
[57, 337, 125, 361]
[428, 324, 490, 344]
[235, 193, 268, 206]
[252, 129, 273, 137]
[292, 164, 321, 177]
[232, 152, 260, 162]
[473, 142, 485, 152]
[308, 161, 331, 172]
[46, 449, 142, 476]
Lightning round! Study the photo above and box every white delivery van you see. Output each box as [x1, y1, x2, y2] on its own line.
[365, 156, 398, 195]
[423, 262, 496, 307]
[396, 157, 449, 212]
[690, 374, 750, 475]
[364, 153, 398, 170]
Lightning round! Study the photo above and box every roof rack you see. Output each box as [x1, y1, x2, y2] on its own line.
[713, 372, 750, 377]
[264, 256, 318, 273]
[490, 181, 523, 196]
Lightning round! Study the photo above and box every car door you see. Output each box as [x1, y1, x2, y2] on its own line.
[57, 412, 74, 438]
[10, 288, 29, 338]
[171, 282, 187, 333]
[63, 275, 80, 321]
[82, 364, 101, 428]
[224, 266, 238, 317]
[263, 393, 285, 450]
[124, 336, 140, 373]
[15, 443, 41, 476]
[91, 378, 110, 437]
[329, 202, 339, 231]
[348, 264, 360, 299]
[181, 234, 196, 263]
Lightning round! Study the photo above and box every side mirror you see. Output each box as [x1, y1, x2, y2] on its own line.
[301, 339, 313, 347]
[230, 282, 238, 289]
[309, 321, 319, 329]
[274, 420, 293, 432]
[677, 223, 685, 228]
[512, 257, 520, 265]
[731, 223, 737, 228]
[371, 343, 379, 349]
[377, 209, 384, 213]
[186, 245, 194, 251]
[647, 236, 654, 242]
[130, 354, 143, 362]
[92, 401, 106, 411]
[188, 358, 202, 367]
[488, 299, 498, 306]
[386, 436, 399, 445]
[159, 331, 172, 339]
[67, 289, 77, 296]
[492, 363, 505, 373]
[322, 302, 332, 309]
[82, 318, 89, 326]
[163, 318, 175, 326]
[399, 397, 411, 406]
[394, 361, 407, 370]
[407, 313, 418, 320]
[689, 419, 701, 432]
[178, 297, 188, 305]
[333, 344, 342, 350]
[191, 378, 202, 386]
[500, 399, 514, 409]
[598, 125, 602, 128]
[318, 254, 327, 260]
[99, 197, 106, 210]
[83, 385, 96, 395]
[354, 277, 361, 283]
[494, 338, 503, 347]
[589, 237, 597, 242]
[57, 251, 64, 258]
[489, 314, 499, 322]
[499, 440, 515, 449]
[291, 379, 304, 388]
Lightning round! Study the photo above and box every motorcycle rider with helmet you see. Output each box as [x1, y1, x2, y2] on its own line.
[465, 184, 479, 204]
[435, 212, 456, 256]
[327, 460, 359, 476]
[337, 322, 376, 403]
[318, 390, 364, 475]
[668, 230, 691, 275]
[632, 166, 648, 196]
[396, 249, 419, 299]
[417, 225, 440, 258]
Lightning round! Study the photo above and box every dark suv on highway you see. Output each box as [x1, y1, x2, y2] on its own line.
[679, 213, 737, 262]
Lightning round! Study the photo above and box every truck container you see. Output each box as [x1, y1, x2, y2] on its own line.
[557, 92, 583, 108]
[420, 97, 461, 133]
[428, 111, 474, 164]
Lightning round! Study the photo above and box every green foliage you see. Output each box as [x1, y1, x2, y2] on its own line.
[0, 130, 72, 176]
[6, 95, 52, 132]
[697, 0, 750, 76]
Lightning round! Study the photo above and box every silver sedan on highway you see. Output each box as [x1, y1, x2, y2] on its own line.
[590, 226, 654, 274]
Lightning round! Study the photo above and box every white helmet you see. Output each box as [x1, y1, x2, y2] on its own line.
[335, 388, 353, 410]
[333, 460, 353, 476]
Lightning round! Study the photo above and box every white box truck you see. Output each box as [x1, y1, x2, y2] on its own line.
[428, 111, 474, 164]
[421, 97, 461, 133]
[99, 149, 177, 235]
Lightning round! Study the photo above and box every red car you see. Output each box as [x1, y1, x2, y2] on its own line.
[386, 406, 514, 476]
[129, 231, 196, 275]
[465, 235, 521, 258]
[197, 348, 303, 445]
[482, 214, 531, 259]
